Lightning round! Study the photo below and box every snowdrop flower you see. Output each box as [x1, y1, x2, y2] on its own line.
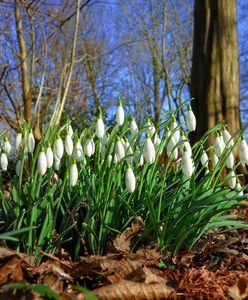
[116, 100, 125, 126]
[226, 151, 235, 169]
[130, 117, 138, 136]
[15, 160, 21, 176]
[200, 150, 208, 167]
[125, 164, 136, 193]
[70, 162, 78, 187]
[144, 134, 156, 164]
[115, 137, 125, 161]
[54, 137, 64, 159]
[27, 130, 35, 154]
[180, 131, 192, 157]
[96, 109, 105, 138]
[223, 128, 233, 148]
[65, 134, 73, 156]
[0, 152, 8, 170]
[15, 132, 22, 150]
[3, 137, 11, 154]
[186, 105, 196, 132]
[84, 137, 95, 157]
[236, 182, 244, 196]
[154, 133, 161, 148]
[228, 170, 236, 189]
[139, 154, 144, 166]
[213, 132, 225, 157]
[37, 150, 47, 176]
[170, 115, 180, 144]
[166, 134, 178, 160]
[124, 139, 133, 163]
[181, 147, 194, 177]
[212, 154, 219, 167]
[46, 146, 54, 168]
[239, 136, 248, 167]
[75, 140, 83, 161]
[54, 155, 61, 171]
[146, 118, 156, 136]
[68, 124, 73, 137]
[107, 154, 113, 166]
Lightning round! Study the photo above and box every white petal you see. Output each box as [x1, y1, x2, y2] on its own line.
[96, 118, 105, 138]
[116, 106, 125, 126]
[226, 152, 234, 169]
[65, 135, 73, 156]
[125, 167, 136, 193]
[75, 141, 83, 161]
[228, 171, 236, 189]
[115, 140, 125, 161]
[54, 138, 64, 159]
[46, 147, 54, 168]
[186, 110, 196, 132]
[0, 153, 8, 170]
[70, 163, 78, 186]
[28, 132, 35, 153]
[144, 137, 155, 164]
[38, 151, 47, 176]
[15, 133, 22, 150]
[240, 139, 248, 167]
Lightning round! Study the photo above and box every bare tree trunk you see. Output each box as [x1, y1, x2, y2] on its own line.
[14, 0, 32, 122]
[190, 0, 240, 143]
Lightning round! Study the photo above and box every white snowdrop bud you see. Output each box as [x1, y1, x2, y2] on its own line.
[212, 154, 219, 167]
[181, 148, 194, 177]
[15, 160, 21, 176]
[213, 133, 224, 157]
[226, 152, 235, 169]
[0, 153, 8, 170]
[166, 134, 178, 160]
[170, 115, 180, 144]
[116, 100, 125, 126]
[115, 138, 125, 161]
[54, 137, 64, 159]
[96, 111, 105, 138]
[65, 134, 73, 156]
[186, 106, 196, 132]
[180, 132, 192, 157]
[223, 128, 233, 148]
[84, 138, 95, 157]
[154, 133, 161, 148]
[200, 150, 208, 167]
[68, 124, 73, 137]
[144, 134, 156, 164]
[239, 136, 248, 167]
[130, 117, 138, 136]
[3, 137, 11, 154]
[139, 154, 144, 166]
[228, 170, 236, 189]
[37, 150, 47, 176]
[124, 139, 133, 163]
[27, 130, 35, 154]
[54, 155, 61, 171]
[15, 132, 22, 150]
[75, 140, 83, 161]
[70, 162, 78, 187]
[125, 165, 136, 193]
[46, 146, 54, 168]
[146, 119, 156, 136]
[107, 154, 112, 166]
[236, 182, 244, 196]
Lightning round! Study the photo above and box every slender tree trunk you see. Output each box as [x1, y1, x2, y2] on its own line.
[190, 0, 240, 143]
[15, 0, 32, 122]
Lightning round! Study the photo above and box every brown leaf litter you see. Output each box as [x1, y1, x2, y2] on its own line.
[0, 219, 247, 299]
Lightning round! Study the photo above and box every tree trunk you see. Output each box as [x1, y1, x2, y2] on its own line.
[14, 0, 32, 123]
[190, 0, 240, 143]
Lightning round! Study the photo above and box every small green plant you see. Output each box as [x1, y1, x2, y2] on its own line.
[0, 100, 247, 258]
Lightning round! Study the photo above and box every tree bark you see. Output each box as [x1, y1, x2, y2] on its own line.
[190, 0, 240, 143]
[14, 0, 32, 122]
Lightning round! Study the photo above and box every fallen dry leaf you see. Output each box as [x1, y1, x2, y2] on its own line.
[229, 277, 248, 300]
[113, 217, 144, 253]
[0, 255, 24, 285]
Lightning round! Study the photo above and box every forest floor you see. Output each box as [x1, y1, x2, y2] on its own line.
[0, 209, 247, 300]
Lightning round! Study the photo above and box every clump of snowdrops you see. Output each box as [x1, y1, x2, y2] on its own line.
[0, 99, 247, 258]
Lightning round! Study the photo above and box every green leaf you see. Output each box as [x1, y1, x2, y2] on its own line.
[2, 282, 60, 300]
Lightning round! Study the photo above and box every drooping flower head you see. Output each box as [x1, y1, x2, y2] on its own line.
[125, 163, 136, 193]
[186, 105, 196, 132]
[116, 99, 125, 126]
[96, 107, 105, 139]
